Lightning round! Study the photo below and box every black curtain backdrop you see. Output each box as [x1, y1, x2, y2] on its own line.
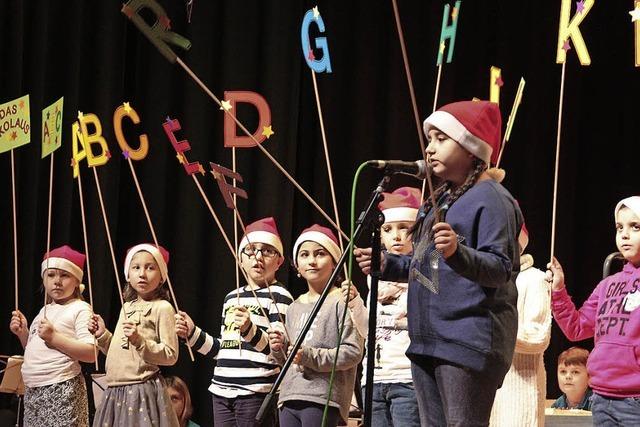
[1, 0, 638, 424]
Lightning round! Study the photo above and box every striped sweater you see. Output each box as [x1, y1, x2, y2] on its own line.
[187, 282, 294, 398]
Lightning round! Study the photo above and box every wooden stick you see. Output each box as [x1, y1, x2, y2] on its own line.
[550, 63, 567, 263]
[432, 64, 443, 114]
[391, 0, 439, 217]
[91, 168, 124, 306]
[174, 57, 348, 241]
[76, 168, 100, 370]
[311, 70, 349, 280]
[126, 158, 195, 361]
[44, 152, 55, 316]
[495, 78, 526, 168]
[233, 148, 241, 352]
[11, 150, 18, 311]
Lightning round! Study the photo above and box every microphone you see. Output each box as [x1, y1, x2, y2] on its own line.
[366, 159, 430, 179]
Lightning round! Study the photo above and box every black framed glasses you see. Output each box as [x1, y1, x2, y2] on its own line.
[241, 245, 279, 259]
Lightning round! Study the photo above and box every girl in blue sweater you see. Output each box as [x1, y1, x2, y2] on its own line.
[356, 100, 522, 426]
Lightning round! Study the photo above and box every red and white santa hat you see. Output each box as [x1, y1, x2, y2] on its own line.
[423, 100, 502, 165]
[379, 187, 421, 223]
[124, 243, 170, 282]
[293, 224, 342, 266]
[615, 196, 640, 220]
[41, 245, 86, 281]
[238, 217, 284, 257]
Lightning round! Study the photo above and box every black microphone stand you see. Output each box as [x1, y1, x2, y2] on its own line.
[256, 174, 391, 424]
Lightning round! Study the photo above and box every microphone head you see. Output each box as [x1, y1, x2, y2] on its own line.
[415, 160, 430, 180]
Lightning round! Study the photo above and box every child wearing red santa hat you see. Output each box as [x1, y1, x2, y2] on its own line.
[269, 224, 364, 427]
[174, 217, 293, 427]
[89, 243, 180, 427]
[343, 186, 421, 427]
[9, 245, 95, 426]
[356, 100, 523, 426]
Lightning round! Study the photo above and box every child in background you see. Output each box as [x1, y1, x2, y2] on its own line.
[88, 243, 179, 427]
[270, 225, 364, 427]
[547, 196, 640, 424]
[490, 224, 552, 427]
[175, 217, 293, 427]
[166, 376, 200, 427]
[9, 245, 95, 426]
[551, 347, 592, 410]
[342, 187, 421, 427]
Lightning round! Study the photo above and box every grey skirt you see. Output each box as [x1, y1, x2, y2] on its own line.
[24, 373, 89, 427]
[93, 374, 179, 427]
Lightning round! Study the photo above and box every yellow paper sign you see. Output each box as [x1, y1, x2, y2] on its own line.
[0, 95, 31, 153]
[41, 97, 64, 158]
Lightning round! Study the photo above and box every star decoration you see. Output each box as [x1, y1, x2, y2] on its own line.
[78, 111, 84, 121]
[160, 15, 171, 29]
[70, 158, 77, 167]
[198, 164, 206, 175]
[220, 100, 232, 111]
[176, 152, 185, 164]
[562, 40, 571, 51]
[308, 49, 315, 61]
[123, 102, 132, 114]
[576, 0, 585, 14]
[495, 76, 504, 87]
[10, 131, 17, 141]
[630, 7, 640, 22]
[165, 116, 174, 126]
[439, 41, 446, 54]
[312, 6, 320, 19]
[211, 169, 222, 180]
[451, 6, 458, 21]
[18, 100, 24, 109]
[106, 150, 112, 159]
[122, 150, 130, 159]
[261, 125, 274, 139]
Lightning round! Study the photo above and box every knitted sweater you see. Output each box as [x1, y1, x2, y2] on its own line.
[97, 299, 178, 386]
[272, 289, 364, 424]
[489, 254, 552, 427]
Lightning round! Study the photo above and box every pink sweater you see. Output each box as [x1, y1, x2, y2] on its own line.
[551, 262, 640, 398]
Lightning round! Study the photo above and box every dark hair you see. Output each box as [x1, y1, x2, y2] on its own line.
[558, 346, 589, 367]
[409, 157, 487, 239]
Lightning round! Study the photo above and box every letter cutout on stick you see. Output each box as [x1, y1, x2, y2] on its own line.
[162, 116, 202, 175]
[71, 113, 110, 178]
[223, 91, 272, 148]
[437, 1, 462, 65]
[300, 6, 332, 73]
[210, 162, 248, 209]
[114, 102, 149, 160]
[556, 0, 594, 65]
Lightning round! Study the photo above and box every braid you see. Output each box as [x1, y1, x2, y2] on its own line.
[410, 157, 487, 240]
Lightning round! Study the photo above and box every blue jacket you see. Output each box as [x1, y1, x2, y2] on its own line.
[382, 180, 521, 374]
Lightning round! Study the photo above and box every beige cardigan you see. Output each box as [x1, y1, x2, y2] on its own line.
[489, 254, 552, 427]
[97, 299, 178, 386]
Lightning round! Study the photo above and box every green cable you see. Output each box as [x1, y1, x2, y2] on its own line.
[321, 161, 369, 426]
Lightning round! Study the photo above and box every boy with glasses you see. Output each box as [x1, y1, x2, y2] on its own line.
[175, 217, 293, 426]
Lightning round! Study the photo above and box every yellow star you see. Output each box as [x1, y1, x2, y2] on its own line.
[630, 7, 640, 22]
[220, 100, 232, 111]
[198, 164, 206, 175]
[123, 102, 132, 114]
[312, 6, 320, 19]
[451, 6, 458, 21]
[211, 169, 222, 180]
[77, 111, 84, 121]
[261, 125, 274, 139]
[176, 152, 185, 164]
[439, 41, 446, 54]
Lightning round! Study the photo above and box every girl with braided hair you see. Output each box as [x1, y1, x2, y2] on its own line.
[355, 100, 523, 427]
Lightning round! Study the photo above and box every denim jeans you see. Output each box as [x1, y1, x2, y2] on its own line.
[410, 357, 503, 427]
[212, 393, 277, 427]
[363, 382, 420, 427]
[591, 392, 640, 426]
